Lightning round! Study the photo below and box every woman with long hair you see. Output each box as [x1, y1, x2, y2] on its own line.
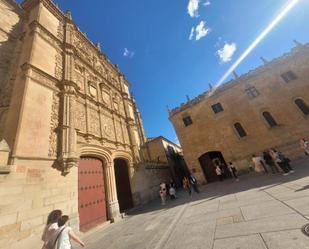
[41, 209, 62, 249]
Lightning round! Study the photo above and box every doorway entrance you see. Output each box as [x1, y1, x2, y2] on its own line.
[114, 158, 133, 212]
[78, 157, 107, 232]
[198, 151, 230, 183]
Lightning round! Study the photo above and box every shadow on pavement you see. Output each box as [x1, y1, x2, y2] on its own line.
[127, 157, 309, 216]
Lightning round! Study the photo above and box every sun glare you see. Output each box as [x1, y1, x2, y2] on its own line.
[210, 0, 299, 96]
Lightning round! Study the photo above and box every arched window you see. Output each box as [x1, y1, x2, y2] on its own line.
[262, 112, 278, 127]
[234, 123, 247, 138]
[295, 98, 309, 115]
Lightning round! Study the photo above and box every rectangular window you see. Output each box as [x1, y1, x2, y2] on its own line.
[281, 71, 297, 83]
[182, 116, 193, 126]
[211, 103, 224, 114]
[245, 86, 260, 99]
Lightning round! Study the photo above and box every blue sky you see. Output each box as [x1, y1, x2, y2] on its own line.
[19, 0, 309, 143]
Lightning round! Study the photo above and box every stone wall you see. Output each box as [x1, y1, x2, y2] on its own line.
[0, 0, 24, 138]
[170, 43, 309, 183]
[131, 164, 171, 205]
[0, 161, 78, 249]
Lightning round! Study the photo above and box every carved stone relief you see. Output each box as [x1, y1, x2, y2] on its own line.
[48, 93, 59, 157]
[55, 53, 63, 80]
[115, 119, 123, 143]
[89, 83, 97, 98]
[88, 108, 100, 137]
[74, 102, 86, 133]
[101, 90, 111, 107]
[122, 123, 130, 144]
[57, 22, 64, 41]
[73, 63, 85, 91]
[72, 32, 93, 65]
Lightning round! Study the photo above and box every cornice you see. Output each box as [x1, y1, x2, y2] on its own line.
[22, 0, 64, 22]
[29, 20, 62, 51]
[76, 132, 131, 148]
[21, 63, 60, 92]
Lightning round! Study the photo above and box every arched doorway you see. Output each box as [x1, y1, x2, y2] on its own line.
[114, 158, 133, 212]
[78, 157, 107, 232]
[198, 151, 230, 183]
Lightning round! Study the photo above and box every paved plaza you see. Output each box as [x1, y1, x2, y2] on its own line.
[83, 158, 309, 249]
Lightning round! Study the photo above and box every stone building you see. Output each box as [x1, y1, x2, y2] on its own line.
[0, 0, 160, 248]
[169, 42, 309, 184]
[140, 136, 189, 186]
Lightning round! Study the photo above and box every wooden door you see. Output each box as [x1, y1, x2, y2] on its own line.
[78, 158, 107, 232]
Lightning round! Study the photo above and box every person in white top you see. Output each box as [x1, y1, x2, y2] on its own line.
[215, 165, 223, 181]
[41, 209, 62, 249]
[300, 138, 309, 156]
[169, 186, 176, 200]
[53, 215, 84, 249]
[252, 154, 268, 173]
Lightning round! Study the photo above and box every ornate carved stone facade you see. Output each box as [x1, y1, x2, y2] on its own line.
[0, 1, 149, 248]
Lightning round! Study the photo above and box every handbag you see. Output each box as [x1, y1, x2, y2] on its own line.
[45, 227, 65, 249]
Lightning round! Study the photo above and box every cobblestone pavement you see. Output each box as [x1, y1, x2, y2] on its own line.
[81, 158, 309, 249]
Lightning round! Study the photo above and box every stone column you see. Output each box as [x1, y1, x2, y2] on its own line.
[105, 161, 120, 220]
[56, 16, 79, 174]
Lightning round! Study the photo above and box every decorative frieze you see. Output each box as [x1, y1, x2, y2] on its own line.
[48, 93, 59, 157]
[55, 52, 63, 80]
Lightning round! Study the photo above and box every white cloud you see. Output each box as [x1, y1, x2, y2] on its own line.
[189, 27, 194, 40]
[195, 21, 210, 40]
[123, 48, 135, 58]
[203, 0, 211, 6]
[187, 0, 199, 18]
[217, 43, 237, 63]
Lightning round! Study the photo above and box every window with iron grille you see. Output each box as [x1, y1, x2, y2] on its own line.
[245, 86, 260, 99]
[183, 116, 193, 126]
[211, 103, 224, 114]
[281, 71, 297, 83]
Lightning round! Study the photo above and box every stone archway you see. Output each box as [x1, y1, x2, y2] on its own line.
[114, 158, 133, 212]
[198, 151, 230, 183]
[78, 146, 121, 225]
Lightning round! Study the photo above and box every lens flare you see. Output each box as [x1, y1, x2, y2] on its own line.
[210, 0, 299, 95]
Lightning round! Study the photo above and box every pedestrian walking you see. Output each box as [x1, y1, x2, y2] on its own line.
[189, 174, 199, 193]
[182, 176, 191, 196]
[159, 182, 167, 205]
[252, 154, 268, 173]
[300, 138, 309, 156]
[270, 148, 289, 175]
[52, 215, 84, 249]
[41, 209, 62, 249]
[278, 150, 294, 173]
[215, 165, 223, 181]
[263, 151, 279, 174]
[229, 162, 239, 181]
[169, 186, 176, 200]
